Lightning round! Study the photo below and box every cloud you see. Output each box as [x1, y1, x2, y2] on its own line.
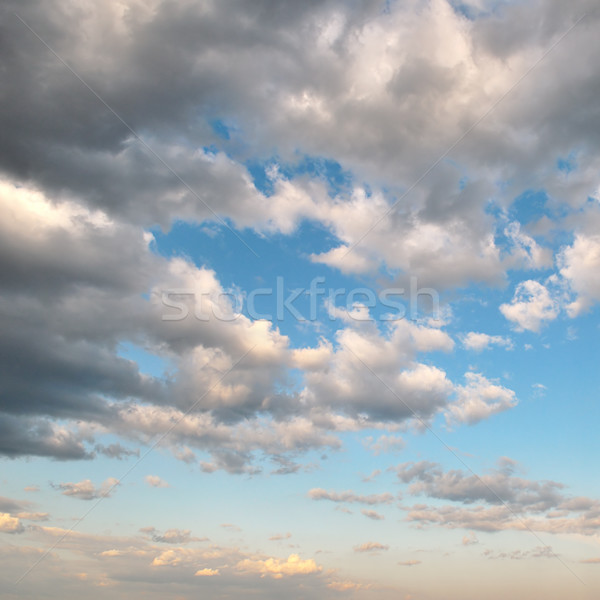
[361, 469, 382, 483]
[395, 460, 600, 535]
[462, 532, 479, 546]
[558, 233, 600, 316]
[447, 372, 517, 425]
[483, 546, 555, 560]
[504, 222, 553, 271]
[361, 509, 385, 521]
[0, 415, 92, 460]
[144, 475, 169, 488]
[236, 554, 322, 579]
[0, 509, 375, 597]
[363, 435, 405, 455]
[53, 478, 119, 500]
[300, 318, 455, 423]
[462, 332, 513, 352]
[0, 173, 507, 471]
[394, 460, 564, 511]
[580, 558, 600, 564]
[140, 527, 202, 545]
[0, 0, 594, 491]
[308, 489, 394, 505]
[156, 530, 194, 544]
[0, 496, 29, 514]
[95, 443, 139, 460]
[269, 532, 292, 541]
[194, 568, 219, 576]
[397, 560, 421, 567]
[0, 513, 24, 534]
[354, 542, 389, 553]
[500, 280, 559, 332]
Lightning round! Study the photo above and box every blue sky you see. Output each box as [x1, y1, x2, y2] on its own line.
[1, 1, 600, 599]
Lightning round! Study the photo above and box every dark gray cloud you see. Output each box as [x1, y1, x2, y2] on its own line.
[2, 0, 597, 237]
[0, 414, 91, 459]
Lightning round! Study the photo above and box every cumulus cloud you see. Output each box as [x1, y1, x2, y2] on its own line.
[299, 318, 455, 423]
[53, 478, 119, 500]
[558, 233, 600, 316]
[194, 568, 219, 576]
[144, 475, 169, 488]
[462, 332, 513, 352]
[500, 280, 559, 332]
[0, 0, 594, 483]
[236, 554, 322, 579]
[447, 372, 517, 425]
[504, 222, 553, 271]
[0, 513, 25, 534]
[1, 2, 600, 595]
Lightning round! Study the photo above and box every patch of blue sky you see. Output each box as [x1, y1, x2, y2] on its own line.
[556, 151, 578, 174]
[507, 189, 552, 225]
[448, 1, 480, 20]
[448, 0, 517, 20]
[443, 290, 600, 492]
[246, 154, 354, 198]
[149, 219, 382, 347]
[117, 341, 172, 379]
[209, 118, 231, 141]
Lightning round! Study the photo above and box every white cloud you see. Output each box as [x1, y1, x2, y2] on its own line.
[144, 475, 169, 489]
[504, 222, 553, 270]
[558, 233, 600, 316]
[236, 554, 321, 579]
[0, 513, 24, 534]
[447, 373, 517, 425]
[500, 280, 559, 332]
[299, 318, 454, 423]
[195, 568, 219, 577]
[462, 332, 513, 352]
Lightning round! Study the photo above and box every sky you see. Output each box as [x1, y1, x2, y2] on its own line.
[1, 0, 600, 598]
